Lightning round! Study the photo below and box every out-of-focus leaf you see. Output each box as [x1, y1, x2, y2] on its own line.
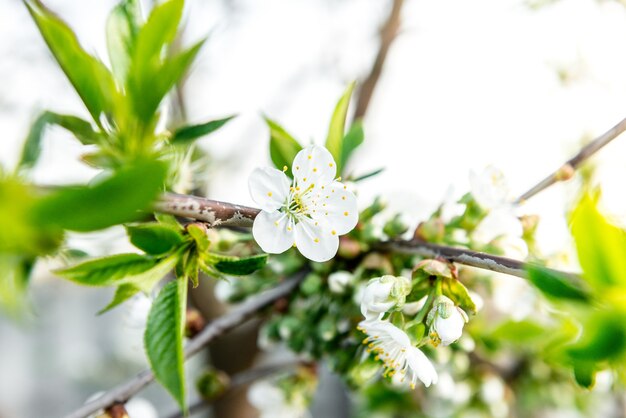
[171, 115, 236, 145]
[98, 283, 140, 314]
[26, 1, 118, 125]
[0, 256, 35, 317]
[568, 312, 626, 361]
[490, 320, 546, 345]
[264, 117, 302, 176]
[211, 254, 268, 276]
[133, 0, 183, 69]
[443, 277, 477, 314]
[106, 0, 142, 83]
[128, 39, 204, 124]
[325, 82, 355, 173]
[526, 264, 590, 303]
[145, 279, 188, 411]
[352, 167, 384, 183]
[33, 159, 167, 232]
[20, 112, 103, 170]
[55, 253, 157, 286]
[340, 120, 364, 171]
[573, 360, 596, 388]
[570, 193, 626, 290]
[187, 224, 209, 253]
[126, 224, 184, 255]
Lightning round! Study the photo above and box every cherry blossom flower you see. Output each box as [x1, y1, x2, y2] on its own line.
[249, 145, 358, 262]
[248, 380, 311, 418]
[427, 295, 469, 346]
[358, 320, 438, 388]
[360, 275, 411, 321]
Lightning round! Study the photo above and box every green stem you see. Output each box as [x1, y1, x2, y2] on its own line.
[415, 283, 437, 323]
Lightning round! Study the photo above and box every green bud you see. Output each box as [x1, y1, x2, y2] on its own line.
[196, 368, 230, 401]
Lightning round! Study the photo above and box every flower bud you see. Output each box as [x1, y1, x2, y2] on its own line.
[360, 275, 412, 321]
[427, 295, 469, 346]
[328, 271, 353, 294]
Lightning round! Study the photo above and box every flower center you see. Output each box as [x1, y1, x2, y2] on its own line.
[283, 182, 316, 220]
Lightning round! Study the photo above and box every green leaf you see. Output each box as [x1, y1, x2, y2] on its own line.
[98, 283, 140, 314]
[264, 117, 302, 175]
[26, 1, 118, 125]
[126, 224, 184, 255]
[32, 159, 167, 232]
[340, 120, 364, 170]
[573, 360, 596, 388]
[211, 254, 268, 276]
[128, 39, 204, 124]
[570, 192, 626, 290]
[443, 277, 477, 314]
[19, 112, 103, 170]
[325, 82, 355, 173]
[568, 311, 626, 361]
[490, 319, 546, 345]
[171, 115, 236, 145]
[106, 0, 142, 83]
[187, 224, 210, 253]
[0, 256, 35, 317]
[526, 264, 590, 302]
[55, 253, 157, 286]
[133, 0, 183, 68]
[145, 279, 188, 411]
[352, 167, 384, 183]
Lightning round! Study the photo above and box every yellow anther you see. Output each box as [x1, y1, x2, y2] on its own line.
[329, 163, 334, 167]
[321, 186, 325, 190]
[303, 177, 307, 182]
[282, 165, 288, 172]
[296, 166, 300, 170]
[287, 226, 292, 231]
[313, 168, 318, 172]
[267, 191, 273, 197]
[331, 230, 336, 235]
[314, 238, 320, 243]
[343, 185, 347, 190]
[315, 222, 319, 226]
[274, 221, 279, 226]
[343, 211, 349, 216]
[341, 196, 346, 200]
[308, 155, 312, 160]
[325, 212, 329, 216]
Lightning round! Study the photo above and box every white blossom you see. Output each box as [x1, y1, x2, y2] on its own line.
[248, 380, 311, 418]
[428, 296, 469, 346]
[328, 270, 353, 294]
[469, 166, 510, 210]
[358, 320, 438, 388]
[360, 275, 411, 321]
[249, 145, 358, 262]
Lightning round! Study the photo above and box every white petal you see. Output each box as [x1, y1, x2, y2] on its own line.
[309, 181, 358, 235]
[408, 347, 438, 387]
[469, 166, 509, 210]
[249, 167, 290, 212]
[294, 217, 339, 262]
[434, 310, 466, 346]
[252, 211, 294, 254]
[473, 207, 522, 244]
[292, 145, 337, 187]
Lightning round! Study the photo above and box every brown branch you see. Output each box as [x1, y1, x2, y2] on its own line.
[155, 192, 260, 227]
[515, 116, 626, 204]
[353, 0, 404, 120]
[62, 272, 307, 418]
[376, 239, 584, 285]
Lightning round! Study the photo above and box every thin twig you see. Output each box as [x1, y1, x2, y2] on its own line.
[62, 272, 307, 418]
[353, 0, 404, 120]
[515, 116, 626, 203]
[166, 361, 300, 418]
[376, 239, 583, 284]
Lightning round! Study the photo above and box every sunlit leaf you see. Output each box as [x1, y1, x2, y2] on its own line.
[106, 0, 142, 83]
[98, 283, 140, 314]
[325, 82, 355, 173]
[0, 256, 35, 317]
[211, 254, 268, 276]
[55, 253, 157, 286]
[145, 279, 188, 410]
[443, 277, 477, 314]
[126, 223, 184, 255]
[26, 0, 118, 125]
[33, 159, 167, 232]
[526, 264, 590, 302]
[264, 117, 302, 176]
[568, 311, 626, 361]
[340, 120, 364, 171]
[171, 115, 236, 145]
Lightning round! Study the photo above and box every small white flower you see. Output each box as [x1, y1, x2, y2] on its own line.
[360, 275, 411, 321]
[469, 166, 510, 210]
[358, 320, 438, 388]
[248, 380, 311, 418]
[328, 270, 353, 294]
[249, 145, 358, 262]
[427, 296, 469, 346]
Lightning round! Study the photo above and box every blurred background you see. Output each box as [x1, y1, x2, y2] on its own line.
[2, 0, 626, 416]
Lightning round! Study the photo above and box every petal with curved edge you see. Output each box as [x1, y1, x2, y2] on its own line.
[252, 211, 294, 254]
[408, 347, 438, 387]
[294, 217, 339, 262]
[292, 145, 336, 187]
[309, 181, 358, 235]
[249, 167, 290, 212]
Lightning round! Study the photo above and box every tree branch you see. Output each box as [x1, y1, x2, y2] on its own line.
[63, 272, 307, 418]
[376, 239, 582, 284]
[353, 0, 404, 120]
[515, 116, 626, 204]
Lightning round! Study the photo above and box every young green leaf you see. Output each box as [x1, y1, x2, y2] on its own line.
[145, 279, 188, 411]
[132, 0, 183, 68]
[340, 120, 364, 170]
[19, 112, 103, 171]
[26, 1, 118, 126]
[211, 254, 268, 276]
[568, 311, 626, 361]
[126, 224, 184, 255]
[187, 224, 210, 253]
[55, 253, 158, 286]
[32, 159, 167, 232]
[171, 115, 236, 145]
[526, 264, 590, 303]
[264, 117, 302, 175]
[106, 0, 142, 83]
[325, 82, 355, 173]
[97, 283, 141, 315]
[573, 360, 596, 388]
[570, 193, 626, 290]
[0, 256, 35, 317]
[443, 277, 477, 314]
